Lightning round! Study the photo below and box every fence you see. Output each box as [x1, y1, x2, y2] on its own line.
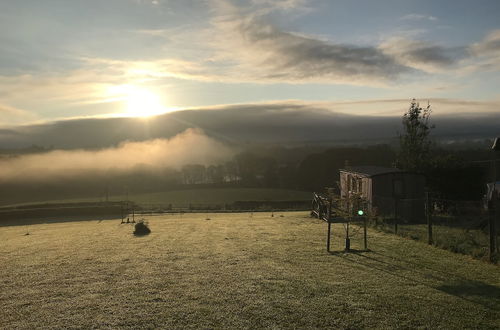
[133, 200, 311, 214]
[369, 193, 499, 263]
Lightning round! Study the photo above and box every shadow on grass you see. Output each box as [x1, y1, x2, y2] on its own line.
[0, 214, 120, 227]
[327, 249, 370, 255]
[329, 250, 500, 311]
[437, 281, 500, 310]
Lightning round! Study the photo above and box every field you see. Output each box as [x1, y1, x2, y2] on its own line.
[374, 220, 495, 261]
[1, 188, 313, 208]
[1, 212, 499, 329]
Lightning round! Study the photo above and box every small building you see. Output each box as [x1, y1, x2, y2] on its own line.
[339, 166, 425, 221]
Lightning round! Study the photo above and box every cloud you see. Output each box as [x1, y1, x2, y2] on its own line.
[0, 128, 234, 183]
[380, 38, 466, 73]
[400, 14, 438, 21]
[209, 4, 409, 85]
[1, 0, 500, 114]
[1, 99, 498, 151]
[472, 29, 500, 55]
[0, 103, 37, 125]
[250, 0, 312, 14]
[205, 2, 488, 84]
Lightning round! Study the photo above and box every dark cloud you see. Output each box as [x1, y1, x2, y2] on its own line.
[233, 17, 409, 82]
[1, 101, 498, 149]
[403, 45, 461, 66]
[380, 38, 465, 72]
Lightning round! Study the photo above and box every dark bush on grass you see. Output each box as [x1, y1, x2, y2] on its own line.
[133, 220, 151, 236]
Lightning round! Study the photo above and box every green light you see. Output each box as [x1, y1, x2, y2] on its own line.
[357, 210, 364, 216]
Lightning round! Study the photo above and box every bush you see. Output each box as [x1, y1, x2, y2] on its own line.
[133, 220, 151, 236]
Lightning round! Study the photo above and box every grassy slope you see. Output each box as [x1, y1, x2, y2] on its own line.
[2, 188, 312, 208]
[0, 212, 499, 329]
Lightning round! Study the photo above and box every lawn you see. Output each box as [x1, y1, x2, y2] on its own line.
[0, 212, 499, 329]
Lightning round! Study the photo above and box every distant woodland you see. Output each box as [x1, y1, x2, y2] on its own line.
[0, 139, 496, 206]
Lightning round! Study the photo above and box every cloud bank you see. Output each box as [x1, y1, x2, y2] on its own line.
[0, 128, 234, 183]
[1, 99, 498, 151]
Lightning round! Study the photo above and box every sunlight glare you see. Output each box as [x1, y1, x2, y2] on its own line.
[108, 85, 171, 118]
[126, 87, 166, 117]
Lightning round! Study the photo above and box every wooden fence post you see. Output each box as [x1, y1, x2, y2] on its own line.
[490, 192, 498, 262]
[394, 198, 398, 234]
[426, 192, 433, 245]
[326, 200, 332, 252]
[363, 217, 367, 250]
[327, 219, 332, 253]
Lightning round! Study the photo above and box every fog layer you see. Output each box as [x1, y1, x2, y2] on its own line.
[0, 128, 234, 183]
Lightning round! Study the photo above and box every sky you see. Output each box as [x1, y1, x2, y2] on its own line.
[1, 0, 500, 126]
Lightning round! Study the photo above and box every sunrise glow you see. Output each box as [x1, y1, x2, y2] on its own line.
[124, 86, 167, 117]
[106, 84, 172, 118]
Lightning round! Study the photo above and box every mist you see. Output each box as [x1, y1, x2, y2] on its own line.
[0, 128, 234, 183]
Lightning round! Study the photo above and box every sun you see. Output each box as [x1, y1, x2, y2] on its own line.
[124, 86, 167, 117]
[106, 84, 172, 118]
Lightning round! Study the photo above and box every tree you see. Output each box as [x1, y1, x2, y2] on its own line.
[397, 99, 434, 172]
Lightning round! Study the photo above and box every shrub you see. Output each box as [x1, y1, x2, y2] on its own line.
[133, 220, 151, 236]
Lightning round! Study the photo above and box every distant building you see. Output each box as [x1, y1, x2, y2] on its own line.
[339, 166, 425, 221]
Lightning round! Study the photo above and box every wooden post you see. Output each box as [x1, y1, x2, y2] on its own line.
[326, 200, 332, 252]
[345, 220, 351, 251]
[394, 198, 398, 234]
[426, 192, 433, 245]
[363, 217, 367, 250]
[327, 219, 332, 253]
[489, 191, 498, 262]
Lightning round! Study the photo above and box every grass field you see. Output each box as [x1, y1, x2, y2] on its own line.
[2, 188, 312, 208]
[1, 212, 499, 329]
[374, 221, 495, 261]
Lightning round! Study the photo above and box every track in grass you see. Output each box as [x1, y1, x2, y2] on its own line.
[0, 212, 499, 328]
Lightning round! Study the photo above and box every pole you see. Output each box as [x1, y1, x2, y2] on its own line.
[489, 142, 498, 262]
[326, 200, 332, 252]
[394, 198, 398, 234]
[426, 192, 433, 245]
[490, 191, 497, 262]
[363, 217, 367, 250]
[327, 219, 332, 252]
[345, 220, 350, 251]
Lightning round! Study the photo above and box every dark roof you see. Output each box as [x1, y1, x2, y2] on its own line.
[340, 166, 402, 177]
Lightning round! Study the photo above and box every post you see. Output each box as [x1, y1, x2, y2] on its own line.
[426, 192, 433, 245]
[489, 191, 497, 262]
[327, 219, 332, 252]
[394, 198, 398, 234]
[363, 217, 367, 250]
[490, 139, 499, 262]
[345, 220, 351, 251]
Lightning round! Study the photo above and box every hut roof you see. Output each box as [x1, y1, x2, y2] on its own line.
[340, 166, 402, 177]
